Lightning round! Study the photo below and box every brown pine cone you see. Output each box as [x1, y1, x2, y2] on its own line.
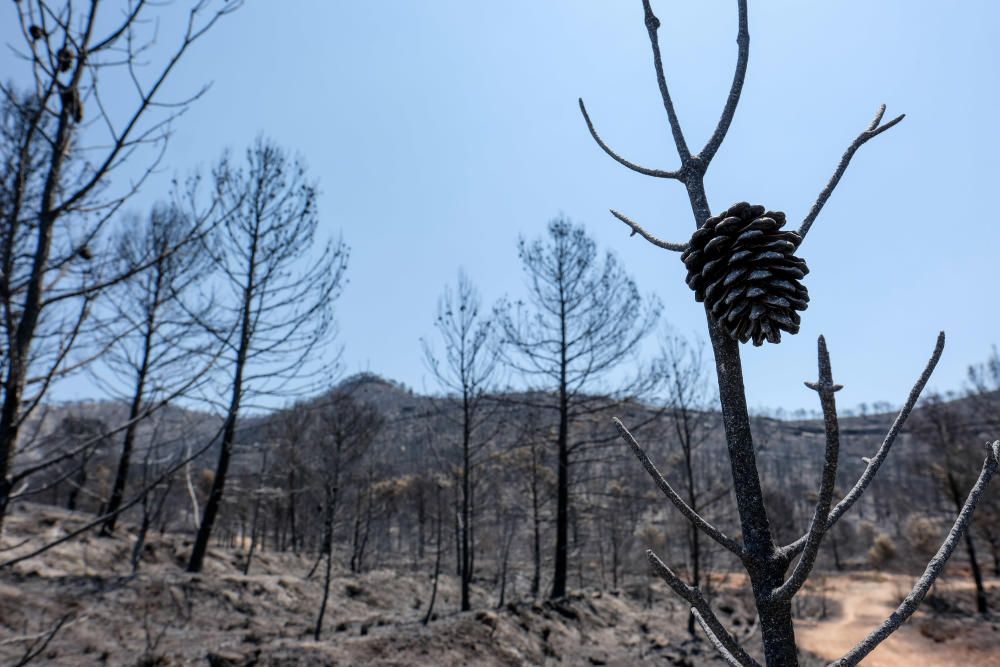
[681, 201, 809, 346]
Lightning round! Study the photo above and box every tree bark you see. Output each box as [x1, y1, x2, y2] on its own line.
[687, 178, 798, 666]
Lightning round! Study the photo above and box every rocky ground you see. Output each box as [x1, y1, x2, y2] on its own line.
[0, 505, 769, 666]
[2, 505, 996, 666]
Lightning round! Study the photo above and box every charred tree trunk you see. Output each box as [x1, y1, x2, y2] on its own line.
[946, 470, 988, 614]
[551, 337, 570, 598]
[243, 451, 269, 576]
[694, 181, 797, 665]
[530, 440, 542, 598]
[0, 105, 70, 532]
[423, 484, 444, 625]
[460, 395, 472, 611]
[187, 264, 254, 573]
[101, 267, 160, 535]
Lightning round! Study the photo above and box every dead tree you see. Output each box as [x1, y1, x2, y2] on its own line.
[129, 416, 179, 574]
[912, 394, 990, 614]
[579, 2, 1000, 664]
[186, 137, 349, 573]
[97, 203, 215, 535]
[496, 216, 659, 599]
[422, 476, 446, 626]
[0, 0, 240, 533]
[313, 392, 383, 640]
[268, 403, 313, 554]
[509, 409, 553, 598]
[422, 270, 501, 611]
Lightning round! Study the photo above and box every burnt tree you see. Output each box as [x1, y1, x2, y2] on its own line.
[98, 203, 214, 535]
[0, 0, 239, 533]
[496, 217, 659, 599]
[422, 271, 500, 611]
[580, 1, 1000, 664]
[186, 138, 348, 573]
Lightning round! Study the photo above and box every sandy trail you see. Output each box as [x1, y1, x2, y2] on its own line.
[796, 574, 999, 666]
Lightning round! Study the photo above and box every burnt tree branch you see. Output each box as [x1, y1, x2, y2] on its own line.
[578, 99, 681, 180]
[770, 336, 841, 601]
[692, 608, 749, 667]
[647, 550, 761, 667]
[615, 418, 743, 556]
[783, 332, 945, 557]
[609, 210, 687, 252]
[699, 0, 749, 167]
[798, 104, 905, 242]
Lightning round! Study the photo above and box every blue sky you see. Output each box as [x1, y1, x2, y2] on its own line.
[4, 1, 999, 413]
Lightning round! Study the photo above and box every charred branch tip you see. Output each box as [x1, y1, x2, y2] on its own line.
[692, 608, 748, 667]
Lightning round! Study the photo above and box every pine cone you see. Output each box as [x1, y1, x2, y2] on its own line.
[681, 201, 809, 346]
[57, 47, 74, 72]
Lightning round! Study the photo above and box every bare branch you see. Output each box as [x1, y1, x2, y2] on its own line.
[783, 331, 945, 557]
[692, 608, 745, 667]
[798, 104, 905, 242]
[647, 551, 761, 667]
[830, 441, 1000, 667]
[615, 418, 743, 556]
[640, 0, 691, 162]
[770, 336, 841, 601]
[578, 99, 681, 179]
[698, 0, 749, 166]
[609, 209, 687, 252]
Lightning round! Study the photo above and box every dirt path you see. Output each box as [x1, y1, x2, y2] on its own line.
[796, 574, 999, 666]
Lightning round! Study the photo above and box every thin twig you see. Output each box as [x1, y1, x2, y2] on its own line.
[615, 418, 743, 556]
[798, 104, 905, 242]
[783, 332, 944, 557]
[771, 336, 841, 601]
[830, 441, 1000, 667]
[609, 210, 687, 252]
[699, 0, 749, 166]
[578, 99, 681, 180]
[647, 551, 761, 667]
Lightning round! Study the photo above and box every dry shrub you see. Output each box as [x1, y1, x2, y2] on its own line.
[903, 514, 939, 558]
[868, 532, 897, 569]
[634, 522, 665, 551]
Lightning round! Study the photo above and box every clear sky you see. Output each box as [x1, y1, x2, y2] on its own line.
[3, 1, 999, 413]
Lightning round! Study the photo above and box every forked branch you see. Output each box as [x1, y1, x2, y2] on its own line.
[784, 332, 945, 557]
[647, 550, 761, 667]
[614, 418, 743, 556]
[829, 441, 1000, 667]
[798, 104, 905, 242]
[771, 336, 841, 601]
